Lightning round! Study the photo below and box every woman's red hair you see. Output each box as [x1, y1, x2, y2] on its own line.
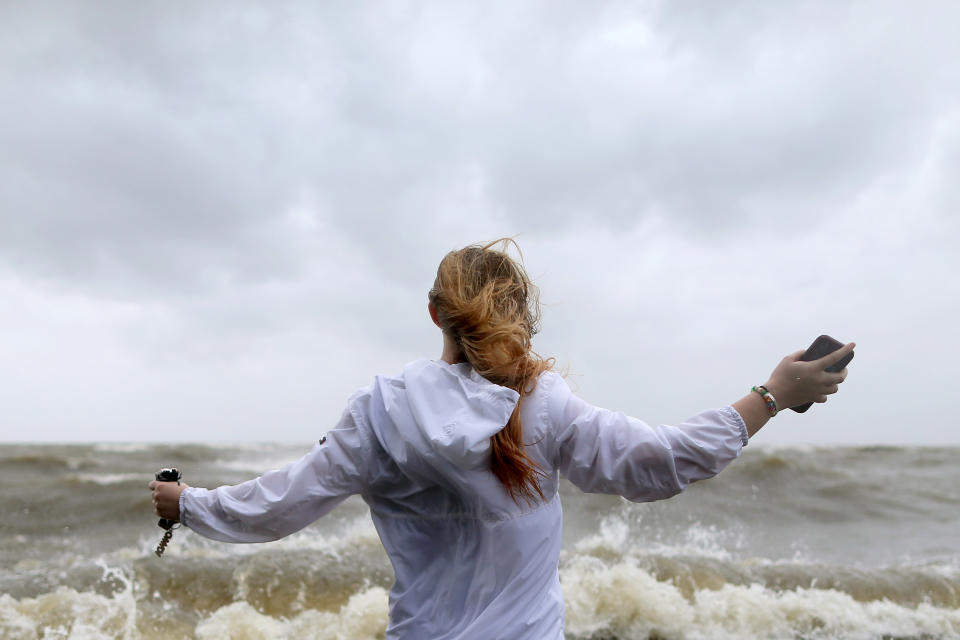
[428, 238, 553, 503]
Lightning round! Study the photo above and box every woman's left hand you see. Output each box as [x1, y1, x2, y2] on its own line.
[148, 479, 189, 522]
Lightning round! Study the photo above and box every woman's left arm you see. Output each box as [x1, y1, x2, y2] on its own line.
[149, 408, 371, 543]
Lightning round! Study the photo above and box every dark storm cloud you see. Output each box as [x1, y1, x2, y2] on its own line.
[0, 3, 329, 293]
[3, 1, 958, 299]
[0, 1, 958, 443]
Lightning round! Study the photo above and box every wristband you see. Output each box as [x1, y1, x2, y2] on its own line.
[751, 385, 779, 417]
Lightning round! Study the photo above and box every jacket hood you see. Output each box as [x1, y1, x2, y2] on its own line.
[367, 360, 519, 481]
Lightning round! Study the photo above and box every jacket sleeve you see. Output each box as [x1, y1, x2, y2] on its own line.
[179, 407, 371, 543]
[546, 374, 749, 502]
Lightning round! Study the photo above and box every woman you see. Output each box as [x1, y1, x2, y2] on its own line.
[150, 238, 853, 639]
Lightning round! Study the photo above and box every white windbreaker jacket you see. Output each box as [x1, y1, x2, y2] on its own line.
[180, 359, 749, 639]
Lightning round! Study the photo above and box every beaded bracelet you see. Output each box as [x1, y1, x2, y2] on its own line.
[751, 385, 779, 417]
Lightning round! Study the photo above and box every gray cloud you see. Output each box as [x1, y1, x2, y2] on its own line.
[0, 1, 958, 442]
[4, 2, 957, 290]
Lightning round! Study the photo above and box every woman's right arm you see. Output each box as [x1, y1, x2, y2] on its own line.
[733, 342, 854, 438]
[548, 381, 748, 502]
[548, 342, 854, 502]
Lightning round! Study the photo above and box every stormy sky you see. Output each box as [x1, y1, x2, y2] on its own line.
[2, 1, 958, 444]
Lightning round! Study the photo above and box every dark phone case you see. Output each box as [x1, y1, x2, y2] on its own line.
[790, 335, 854, 413]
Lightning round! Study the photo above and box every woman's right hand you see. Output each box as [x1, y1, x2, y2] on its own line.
[764, 342, 855, 410]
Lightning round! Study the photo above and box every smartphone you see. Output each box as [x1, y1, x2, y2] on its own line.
[790, 335, 854, 413]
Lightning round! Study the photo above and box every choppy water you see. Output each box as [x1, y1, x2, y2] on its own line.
[1, 443, 958, 639]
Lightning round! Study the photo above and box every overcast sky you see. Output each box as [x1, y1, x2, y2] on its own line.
[1, 1, 958, 445]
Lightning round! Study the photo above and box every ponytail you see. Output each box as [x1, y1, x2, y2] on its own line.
[428, 238, 553, 503]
